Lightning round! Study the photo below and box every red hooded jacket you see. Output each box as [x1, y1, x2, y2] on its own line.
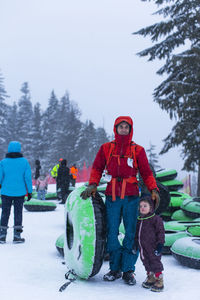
[89, 116, 158, 199]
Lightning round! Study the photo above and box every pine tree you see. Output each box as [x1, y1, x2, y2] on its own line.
[0, 71, 9, 159]
[54, 92, 82, 168]
[42, 90, 59, 171]
[134, 0, 200, 195]
[32, 102, 43, 162]
[17, 82, 34, 166]
[146, 142, 161, 171]
[6, 102, 18, 144]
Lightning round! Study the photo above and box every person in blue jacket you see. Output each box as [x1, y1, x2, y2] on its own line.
[0, 141, 32, 243]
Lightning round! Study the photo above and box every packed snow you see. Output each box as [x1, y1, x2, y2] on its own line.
[0, 184, 199, 300]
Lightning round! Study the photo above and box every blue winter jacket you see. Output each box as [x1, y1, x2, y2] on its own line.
[0, 141, 32, 196]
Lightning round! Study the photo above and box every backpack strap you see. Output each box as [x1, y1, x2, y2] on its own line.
[105, 141, 116, 168]
[130, 142, 138, 170]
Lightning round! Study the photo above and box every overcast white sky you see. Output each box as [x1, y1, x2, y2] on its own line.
[0, 0, 190, 178]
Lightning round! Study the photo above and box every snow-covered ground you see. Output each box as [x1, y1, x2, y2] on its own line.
[0, 184, 199, 300]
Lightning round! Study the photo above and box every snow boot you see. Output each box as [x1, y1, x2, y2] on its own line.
[103, 270, 122, 281]
[13, 226, 25, 244]
[122, 271, 136, 285]
[142, 272, 156, 289]
[0, 226, 7, 244]
[151, 274, 164, 292]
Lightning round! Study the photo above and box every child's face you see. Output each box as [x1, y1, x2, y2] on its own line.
[139, 201, 151, 215]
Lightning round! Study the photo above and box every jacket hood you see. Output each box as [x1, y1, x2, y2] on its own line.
[8, 141, 21, 153]
[113, 116, 133, 144]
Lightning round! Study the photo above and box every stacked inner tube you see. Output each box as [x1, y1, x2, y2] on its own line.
[64, 186, 106, 279]
[32, 192, 58, 200]
[181, 197, 200, 219]
[156, 169, 177, 182]
[163, 230, 189, 254]
[171, 237, 200, 269]
[24, 200, 57, 211]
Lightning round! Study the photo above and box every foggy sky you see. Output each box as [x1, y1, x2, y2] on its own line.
[0, 0, 189, 178]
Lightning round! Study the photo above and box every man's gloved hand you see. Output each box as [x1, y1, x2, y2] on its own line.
[27, 193, 32, 201]
[154, 243, 163, 256]
[80, 184, 97, 200]
[151, 189, 160, 210]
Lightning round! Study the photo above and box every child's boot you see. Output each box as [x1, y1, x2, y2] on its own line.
[142, 272, 156, 289]
[151, 273, 164, 292]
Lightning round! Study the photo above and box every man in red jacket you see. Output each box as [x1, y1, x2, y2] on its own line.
[81, 116, 159, 285]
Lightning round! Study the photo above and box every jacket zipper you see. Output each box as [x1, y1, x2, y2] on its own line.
[138, 220, 144, 260]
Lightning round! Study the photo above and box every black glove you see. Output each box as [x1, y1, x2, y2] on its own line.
[27, 193, 32, 201]
[80, 185, 97, 200]
[154, 243, 163, 256]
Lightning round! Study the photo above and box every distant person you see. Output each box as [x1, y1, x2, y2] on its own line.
[134, 196, 165, 292]
[70, 164, 78, 187]
[0, 141, 32, 244]
[51, 158, 63, 194]
[36, 174, 48, 200]
[34, 159, 41, 180]
[57, 159, 70, 204]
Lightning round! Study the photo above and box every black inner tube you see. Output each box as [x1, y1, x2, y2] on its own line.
[90, 192, 106, 277]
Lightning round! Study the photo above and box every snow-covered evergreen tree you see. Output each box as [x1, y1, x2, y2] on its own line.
[32, 102, 44, 162]
[56, 92, 82, 166]
[146, 142, 161, 171]
[134, 0, 200, 195]
[0, 71, 9, 159]
[6, 102, 18, 144]
[17, 82, 34, 166]
[42, 90, 59, 171]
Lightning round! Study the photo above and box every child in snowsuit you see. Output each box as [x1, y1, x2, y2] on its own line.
[135, 196, 165, 292]
[36, 174, 48, 200]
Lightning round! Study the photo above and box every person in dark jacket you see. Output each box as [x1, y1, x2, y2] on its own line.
[81, 116, 160, 285]
[57, 159, 70, 204]
[0, 141, 32, 243]
[134, 196, 165, 292]
[34, 159, 41, 180]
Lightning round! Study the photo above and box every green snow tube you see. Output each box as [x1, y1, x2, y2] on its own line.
[171, 237, 200, 269]
[187, 226, 200, 237]
[24, 200, 57, 212]
[171, 210, 194, 221]
[161, 179, 183, 191]
[164, 220, 200, 231]
[160, 211, 173, 222]
[56, 234, 64, 257]
[170, 191, 191, 200]
[32, 192, 58, 200]
[45, 192, 58, 200]
[64, 186, 106, 279]
[181, 198, 200, 219]
[156, 169, 177, 182]
[163, 230, 189, 254]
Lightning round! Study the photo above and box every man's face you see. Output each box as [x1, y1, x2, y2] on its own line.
[117, 122, 130, 135]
